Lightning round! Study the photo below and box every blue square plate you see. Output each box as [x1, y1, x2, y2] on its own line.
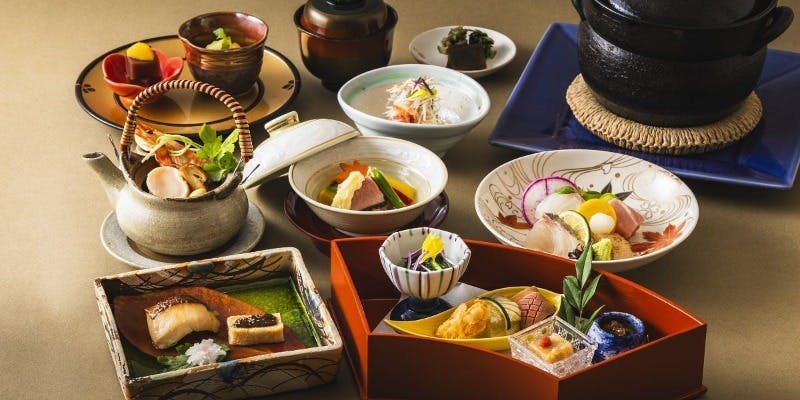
[490, 23, 800, 189]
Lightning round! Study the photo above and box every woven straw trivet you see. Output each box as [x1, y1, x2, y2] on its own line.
[565, 74, 762, 155]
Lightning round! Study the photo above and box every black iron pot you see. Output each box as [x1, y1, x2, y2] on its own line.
[608, 0, 757, 26]
[573, 0, 793, 126]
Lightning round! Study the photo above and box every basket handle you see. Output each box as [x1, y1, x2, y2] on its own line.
[119, 79, 253, 162]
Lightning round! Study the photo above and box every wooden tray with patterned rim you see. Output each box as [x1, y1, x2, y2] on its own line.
[75, 35, 300, 135]
[330, 237, 707, 400]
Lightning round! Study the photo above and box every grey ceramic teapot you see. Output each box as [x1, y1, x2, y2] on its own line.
[83, 80, 252, 256]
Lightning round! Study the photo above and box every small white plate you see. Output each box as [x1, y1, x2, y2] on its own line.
[100, 201, 265, 269]
[409, 26, 516, 79]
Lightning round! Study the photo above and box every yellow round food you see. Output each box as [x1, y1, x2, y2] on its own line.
[126, 42, 155, 61]
[576, 198, 617, 225]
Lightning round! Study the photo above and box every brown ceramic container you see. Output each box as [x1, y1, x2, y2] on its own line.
[294, 0, 397, 90]
[178, 12, 268, 95]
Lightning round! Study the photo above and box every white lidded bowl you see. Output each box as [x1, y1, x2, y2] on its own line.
[474, 149, 699, 273]
[379, 227, 471, 300]
[337, 64, 490, 157]
[288, 136, 447, 235]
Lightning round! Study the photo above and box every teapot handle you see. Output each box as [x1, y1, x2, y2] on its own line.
[119, 79, 253, 163]
[572, 0, 585, 20]
[747, 6, 793, 54]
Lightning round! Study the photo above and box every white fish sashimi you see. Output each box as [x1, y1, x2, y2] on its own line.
[534, 193, 584, 220]
[523, 215, 581, 258]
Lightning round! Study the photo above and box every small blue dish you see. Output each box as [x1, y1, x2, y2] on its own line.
[587, 312, 647, 362]
[490, 23, 800, 189]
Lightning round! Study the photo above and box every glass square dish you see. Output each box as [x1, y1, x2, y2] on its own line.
[509, 315, 597, 378]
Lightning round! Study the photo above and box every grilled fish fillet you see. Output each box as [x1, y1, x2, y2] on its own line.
[145, 295, 220, 349]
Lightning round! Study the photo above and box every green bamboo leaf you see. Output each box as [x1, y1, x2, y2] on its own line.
[578, 242, 593, 288]
[581, 274, 603, 310]
[601, 181, 613, 194]
[560, 299, 576, 325]
[563, 278, 581, 310]
[585, 305, 606, 329]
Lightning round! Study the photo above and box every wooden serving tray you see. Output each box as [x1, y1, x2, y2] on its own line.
[330, 238, 707, 400]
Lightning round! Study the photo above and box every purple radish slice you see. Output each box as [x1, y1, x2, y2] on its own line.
[520, 176, 578, 225]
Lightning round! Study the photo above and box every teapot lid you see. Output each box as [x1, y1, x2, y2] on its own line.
[300, 0, 388, 38]
[241, 111, 361, 189]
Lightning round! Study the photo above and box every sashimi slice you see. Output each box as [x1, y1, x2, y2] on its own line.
[522, 214, 581, 258]
[610, 199, 645, 239]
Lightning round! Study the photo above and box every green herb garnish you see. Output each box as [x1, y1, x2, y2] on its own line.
[579, 181, 631, 202]
[555, 186, 577, 195]
[558, 241, 605, 333]
[437, 26, 496, 59]
[197, 124, 242, 182]
[206, 28, 240, 50]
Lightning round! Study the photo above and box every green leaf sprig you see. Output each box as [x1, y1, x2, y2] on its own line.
[156, 341, 230, 372]
[196, 124, 242, 182]
[437, 26, 497, 59]
[558, 241, 605, 333]
[554, 181, 631, 202]
[211, 28, 233, 50]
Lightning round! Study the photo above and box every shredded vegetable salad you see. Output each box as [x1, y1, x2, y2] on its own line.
[384, 76, 443, 124]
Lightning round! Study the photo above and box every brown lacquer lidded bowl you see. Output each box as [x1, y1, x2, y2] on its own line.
[178, 12, 268, 95]
[294, 0, 397, 90]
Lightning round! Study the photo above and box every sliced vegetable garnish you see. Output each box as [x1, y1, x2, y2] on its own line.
[334, 160, 369, 183]
[401, 236, 453, 272]
[521, 176, 578, 225]
[368, 167, 405, 209]
[395, 189, 413, 206]
[482, 297, 512, 330]
[318, 182, 338, 205]
[386, 176, 417, 203]
[558, 210, 591, 249]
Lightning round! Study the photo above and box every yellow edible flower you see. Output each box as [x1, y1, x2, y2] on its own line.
[420, 233, 444, 262]
[407, 87, 437, 100]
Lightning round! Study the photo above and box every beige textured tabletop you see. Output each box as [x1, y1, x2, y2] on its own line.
[1, 0, 799, 399]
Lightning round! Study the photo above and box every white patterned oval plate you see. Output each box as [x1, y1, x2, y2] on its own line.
[474, 149, 699, 272]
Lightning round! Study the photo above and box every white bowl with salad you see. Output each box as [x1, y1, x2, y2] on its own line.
[474, 149, 699, 272]
[337, 64, 490, 157]
[289, 136, 447, 235]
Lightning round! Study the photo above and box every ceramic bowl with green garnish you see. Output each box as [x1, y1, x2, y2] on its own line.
[178, 12, 268, 95]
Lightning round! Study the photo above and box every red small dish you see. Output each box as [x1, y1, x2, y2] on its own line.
[101, 48, 183, 99]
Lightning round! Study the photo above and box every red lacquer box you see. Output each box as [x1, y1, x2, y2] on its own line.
[329, 238, 707, 400]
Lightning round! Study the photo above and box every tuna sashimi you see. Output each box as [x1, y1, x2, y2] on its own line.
[350, 177, 385, 211]
[610, 199, 644, 239]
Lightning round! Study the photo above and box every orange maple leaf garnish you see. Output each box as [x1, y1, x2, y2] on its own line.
[334, 160, 369, 183]
[631, 221, 686, 254]
[497, 212, 532, 229]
